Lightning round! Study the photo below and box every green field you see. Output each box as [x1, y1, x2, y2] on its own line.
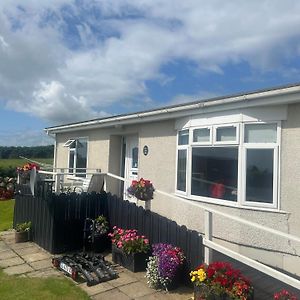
[0, 158, 53, 169]
[0, 269, 89, 300]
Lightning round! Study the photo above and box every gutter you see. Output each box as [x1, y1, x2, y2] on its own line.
[45, 84, 300, 134]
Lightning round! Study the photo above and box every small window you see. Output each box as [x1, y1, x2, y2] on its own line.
[132, 147, 138, 168]
[216, 126, 237, 143]
[244, 123, 277, 143]
[177, 149, 187, 192]
[193, 128, 211, 143]
[64, 139, 75, 147]
[67, 138, 88, 177]
[69, 150, 75, 174]
[178, 130, 189, 145]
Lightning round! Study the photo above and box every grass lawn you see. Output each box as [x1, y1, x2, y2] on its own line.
[0, 269, 89, 300]
[0, 199, 15, 231]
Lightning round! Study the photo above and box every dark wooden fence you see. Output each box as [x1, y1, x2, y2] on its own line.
[14, 185, 203, 268]
[108, 194, 203, 269]
[14, 184, 108, 253]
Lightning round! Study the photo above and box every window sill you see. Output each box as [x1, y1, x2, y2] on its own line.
[174, 193, 288, 214]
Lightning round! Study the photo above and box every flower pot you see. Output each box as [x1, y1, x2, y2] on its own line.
[194, 285, 227, 300]
[161, 272, 181, 291]
[15, 231, 29, 243]
[112, 244, 149, 272]
[85, 234, 111, 253]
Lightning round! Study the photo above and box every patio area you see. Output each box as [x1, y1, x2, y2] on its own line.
[0, 230, 193, 300]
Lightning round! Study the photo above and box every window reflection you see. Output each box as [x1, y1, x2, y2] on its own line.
[191, 147, 238, 201]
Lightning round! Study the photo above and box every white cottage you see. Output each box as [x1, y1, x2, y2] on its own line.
[45, 83, 300, 279]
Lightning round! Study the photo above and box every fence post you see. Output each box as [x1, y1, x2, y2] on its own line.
[103, 174, 107, 192]
[54, 174, 61, 193]
[204, 210, 212, 265]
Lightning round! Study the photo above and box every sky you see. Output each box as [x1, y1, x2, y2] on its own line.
[1, 1, 300, 146]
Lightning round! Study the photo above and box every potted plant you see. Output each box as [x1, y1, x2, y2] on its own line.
[87, 215, 110, 253]
[146, 243, 185, 291]
[127, 178, 155, 201]
[190, 261, 254, 300]
[274, 289, 298, 300]
[15, 221, 32, 243]
[108, 226, 150, 272]
[16, 163, 39, 184]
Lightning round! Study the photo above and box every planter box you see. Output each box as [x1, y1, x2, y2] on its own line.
[112, 244, 149, 272]
[194, 284, 228, 300]
[194, 285, 254, 300]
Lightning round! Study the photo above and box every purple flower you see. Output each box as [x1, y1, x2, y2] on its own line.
[152, 243, 185, 280]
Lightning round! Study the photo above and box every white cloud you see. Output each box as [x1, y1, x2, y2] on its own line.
[168, 91, 220, 106]
[0, 129, 53, 147]
[1, 1, 300, 125]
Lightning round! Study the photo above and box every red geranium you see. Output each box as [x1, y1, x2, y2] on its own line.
[127, 178, 155, 201]
[274, 289, 298, 300]
[191, 261, 253, 299]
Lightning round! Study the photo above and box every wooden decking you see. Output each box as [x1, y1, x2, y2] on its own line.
[213, 250, 300, 299]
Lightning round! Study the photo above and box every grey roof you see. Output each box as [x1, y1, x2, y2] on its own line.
[45, 81, 300, 130]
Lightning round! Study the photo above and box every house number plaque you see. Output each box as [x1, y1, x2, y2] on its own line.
[143, 145, 149, 156]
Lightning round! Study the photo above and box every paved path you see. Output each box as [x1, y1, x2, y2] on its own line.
[0, 230, 193, 300]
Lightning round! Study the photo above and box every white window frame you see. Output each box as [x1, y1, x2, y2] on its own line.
[175, 130, 189, 195]
[189, 144, 239, 204]
[65, 137, 88, 178]
[214, 124, 239, 145]
[191, 126, 212, 145]
[63, 139, 75, 147]
[241, 122, 280, 209]
[175, 121, 280, 210]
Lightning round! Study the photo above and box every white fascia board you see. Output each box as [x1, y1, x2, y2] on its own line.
[44, 85, 300, 134]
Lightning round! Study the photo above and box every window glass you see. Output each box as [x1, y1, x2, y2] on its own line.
[132, 147, 138, 168]
[191, 147, 238, 201]
[244, 124, 277, 143]
[178, 130, 189, 145]
[216, 126, 236, 142]
[177, 150, 187, 192]
[64, 139, 75, 147]
[246, 149, 273, 203]
[193, 128, 210, 143]
[75, 138, 88, 177]
[69, 150, 74, 174]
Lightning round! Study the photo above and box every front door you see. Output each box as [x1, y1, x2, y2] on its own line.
[123, 135, 139, 200]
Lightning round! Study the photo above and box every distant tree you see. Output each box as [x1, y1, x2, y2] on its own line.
[0, 145, 54, 159]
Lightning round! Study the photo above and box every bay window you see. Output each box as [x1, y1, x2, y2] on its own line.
[176, 122, 280, 209]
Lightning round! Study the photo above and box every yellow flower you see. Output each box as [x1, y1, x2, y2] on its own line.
[191, 276, 196, 282]
[197, 269, 206, 282]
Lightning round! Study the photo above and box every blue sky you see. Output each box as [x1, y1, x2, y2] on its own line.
[1, 0, 300, 146]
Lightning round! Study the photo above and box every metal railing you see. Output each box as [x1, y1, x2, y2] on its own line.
[105, 172, 300, 290]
